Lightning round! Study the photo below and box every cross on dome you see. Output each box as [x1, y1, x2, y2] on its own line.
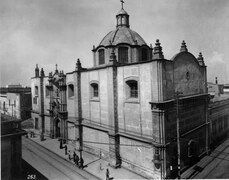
[120, 0, 124, 9]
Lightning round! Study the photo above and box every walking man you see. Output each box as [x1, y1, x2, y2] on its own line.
[74, 152, 79, 167]
[106, 168, 109, 180]
[64, 145, 68, 155]
[80, 157, 84, 169]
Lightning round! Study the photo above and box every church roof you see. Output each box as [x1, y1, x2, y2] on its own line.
[99, 26, 146, 47]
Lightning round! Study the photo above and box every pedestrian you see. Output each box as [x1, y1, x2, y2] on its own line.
[106, 168, 109, 180]
[59, 139, 63, 149]
[68, 150, 72, 160]
[74, 153, 79, 167]
[73, 151, 76, 161]
[64, 145, 68, 155]
[80, 157, 84, 169]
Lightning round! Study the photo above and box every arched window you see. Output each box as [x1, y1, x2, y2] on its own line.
[35, 86, 38, 96]
[91, 83, 99, 98]
[126, 80, 138, 98]
[142, 48, 148, 61]
[98, 49, 105, 65]
[45, 86, 50, 97]
[188, 140, 196, 157]
[118, 47, 128, 63]
[68, 84, 74, 98]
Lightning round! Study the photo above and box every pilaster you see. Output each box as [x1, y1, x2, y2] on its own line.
[107, 49, 121, 168]
[150, 102, 168, 179]
[75, 59, 83, 158]
[40, 68, 45, 141]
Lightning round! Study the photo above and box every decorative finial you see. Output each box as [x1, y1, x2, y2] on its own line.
[197, 52, 205, 66]
[35, 64, 39, 77]
[55, 64, 58, 73]
[76, 58, 82, 71]
[109, 48, 117, 64]
[153, 39, 164, 59]
[40, 68, 45, 77]
[180, 40, 188, 52]
[215, 77, 218, 84]
[49, 72, 52, 78]
[120, 0, 124, 9]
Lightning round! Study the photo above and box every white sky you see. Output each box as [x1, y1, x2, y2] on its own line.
[0, 0, 229, 86]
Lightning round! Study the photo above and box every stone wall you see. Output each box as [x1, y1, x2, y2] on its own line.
[209, 98, 229, 148]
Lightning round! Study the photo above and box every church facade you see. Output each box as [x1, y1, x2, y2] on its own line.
[31, 3, 209, 179]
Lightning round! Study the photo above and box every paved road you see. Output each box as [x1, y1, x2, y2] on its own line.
[22, 137, 100, 180]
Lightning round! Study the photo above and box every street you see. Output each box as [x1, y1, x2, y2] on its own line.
[193, 139, 229, 179]
[22, 137, 100, 180]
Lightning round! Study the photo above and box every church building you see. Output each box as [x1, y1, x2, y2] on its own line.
[31, 2, 209, 179]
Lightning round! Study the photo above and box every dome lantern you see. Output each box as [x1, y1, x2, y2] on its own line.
[116, 0, 129, 28]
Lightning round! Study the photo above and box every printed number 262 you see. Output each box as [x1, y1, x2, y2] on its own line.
[27, 175, 36, 179]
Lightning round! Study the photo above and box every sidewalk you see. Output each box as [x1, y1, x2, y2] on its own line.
[25, 131, 146, 180]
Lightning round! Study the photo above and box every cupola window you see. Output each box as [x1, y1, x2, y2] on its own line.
[118, 47, 128, 63]
[142, 48, 148, 61]
[68, 84, 74, 98]
[98, 49, 105, 65]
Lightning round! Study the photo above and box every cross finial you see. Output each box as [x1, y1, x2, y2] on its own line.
[120, 0, 124, 9]
[55, 64, 58, 70]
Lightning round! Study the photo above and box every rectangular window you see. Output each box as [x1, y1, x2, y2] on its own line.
[91, 83, 99, 98]
[33, 97, 37, 104]
[127, 80, 138, 98]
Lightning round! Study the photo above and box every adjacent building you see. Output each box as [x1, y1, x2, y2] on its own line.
[31, 3, 212, 179]
[0, 85, 31, 120]
[1, 114, 27, 180]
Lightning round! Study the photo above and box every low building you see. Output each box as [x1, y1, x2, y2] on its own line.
[0, 86, 31, 120]
[1, 114, 27, 180]
[208, 82, 224, 97]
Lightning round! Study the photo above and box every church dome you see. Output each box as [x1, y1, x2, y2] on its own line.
[99, 26, 146, 47]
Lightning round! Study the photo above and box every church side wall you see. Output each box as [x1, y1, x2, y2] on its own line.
[117, 63, 153, 136]
[209, 99, 229, 148]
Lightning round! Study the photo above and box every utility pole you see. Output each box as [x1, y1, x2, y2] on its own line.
[175, 91, 182, 179]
